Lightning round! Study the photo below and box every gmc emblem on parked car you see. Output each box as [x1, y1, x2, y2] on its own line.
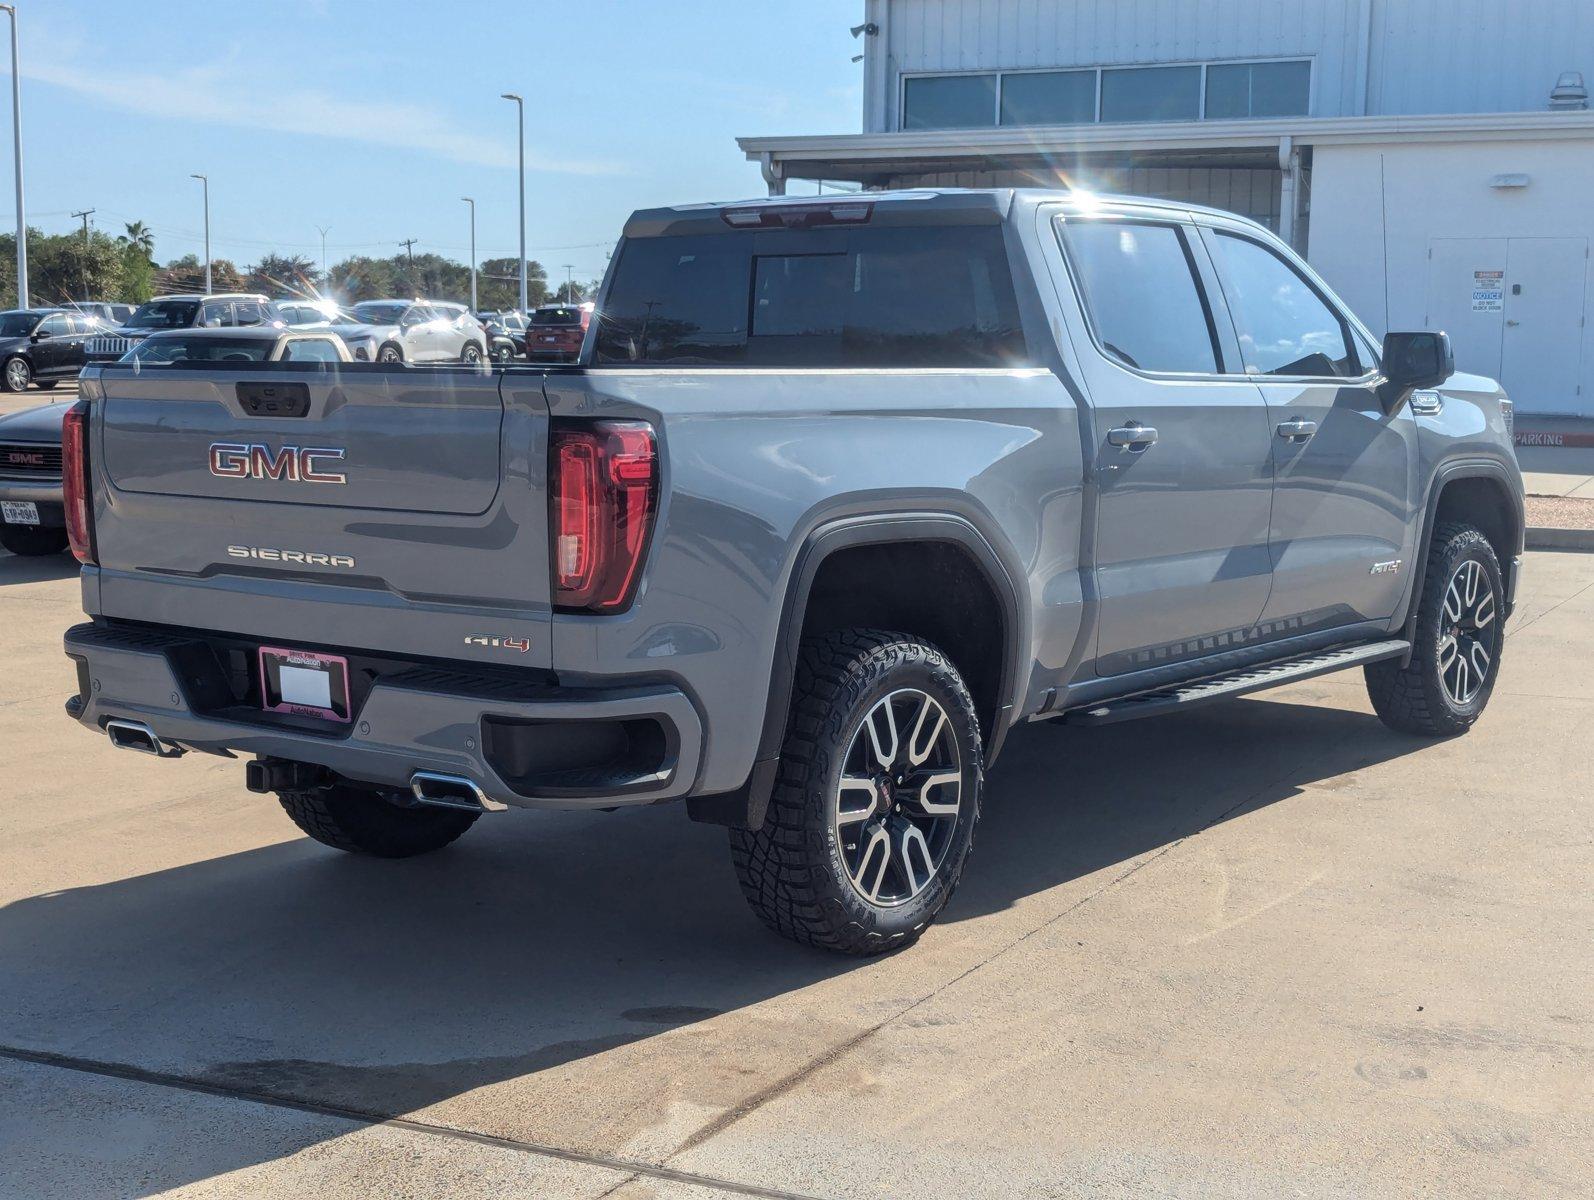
[6, 450, 45, 467]
[208, 442, 347, 485]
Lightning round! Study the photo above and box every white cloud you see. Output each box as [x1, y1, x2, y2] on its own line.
[23, 57, 624, 176]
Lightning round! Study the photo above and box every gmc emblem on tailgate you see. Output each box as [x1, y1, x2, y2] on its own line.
[209, 442, 347, 484]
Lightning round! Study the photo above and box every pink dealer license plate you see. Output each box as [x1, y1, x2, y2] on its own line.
[258, 646, 351, 722]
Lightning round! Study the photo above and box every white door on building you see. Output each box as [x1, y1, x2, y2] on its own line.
[1426, 236, 1587, 415]
[1500, 238, 1588, 417]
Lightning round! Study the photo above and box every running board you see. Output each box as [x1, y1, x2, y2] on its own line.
[1058, 639, 1410, 726]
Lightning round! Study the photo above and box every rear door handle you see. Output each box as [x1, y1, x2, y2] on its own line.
[1275, 418, 1318, 442]
[1106, 423, 1158, 451]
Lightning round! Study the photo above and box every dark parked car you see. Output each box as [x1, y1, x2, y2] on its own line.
[0, 397, 69, 555]
[0, 308, 103, 392]
[525, 303, 591, 361]
[476, 310, 527, 361]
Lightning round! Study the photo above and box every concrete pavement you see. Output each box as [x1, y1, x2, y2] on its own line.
[1, 547, 1591, 1198]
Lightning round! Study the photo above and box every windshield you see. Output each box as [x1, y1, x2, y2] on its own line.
[123, 336, 273, 364]
[532, 307, 581, 327]
[0, 312, 41, 338]
[127, 300, 199, 329]
[351, 301, 407, 325]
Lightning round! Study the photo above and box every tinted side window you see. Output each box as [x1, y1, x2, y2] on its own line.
[1060, 220, 1220, 374]
[200, 301, 234, 327]
[595, 225, 1026, 368]
[37, 314, 69, 336]
[1208, 232, 1358, 377]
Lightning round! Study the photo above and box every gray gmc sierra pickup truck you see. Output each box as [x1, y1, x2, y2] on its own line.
[60, 189, 1523, 954]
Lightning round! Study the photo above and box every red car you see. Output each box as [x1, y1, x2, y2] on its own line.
[524, 303, 592, 362]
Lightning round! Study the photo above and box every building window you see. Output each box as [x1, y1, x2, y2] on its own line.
[903, 73, 997, 130]
[1205, 60, 1311, 119]
[900, 59, 1310, 129]
[1000, 70, 1096, 125]
[1100, 66, 1201, 123]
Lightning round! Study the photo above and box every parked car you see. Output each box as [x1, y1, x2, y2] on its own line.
[326, 299, 487, 365]
[0, 308, 104, 392]
[0, 397, 70, 555]
[476, 309, 527, 361]
[84, 293, 276, 364]
[60, 189, 1523, 955]
[273, 299, 350, 329]
[120, 326, 352, 365]
[68, 300, 135, 325]
[525, 302, 591, 361]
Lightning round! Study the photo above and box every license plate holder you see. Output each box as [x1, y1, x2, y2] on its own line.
[1, 500, 39, 525]
[258, 646, 351, 722]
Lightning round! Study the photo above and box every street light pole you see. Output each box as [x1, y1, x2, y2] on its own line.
[189, 173, 210, 292]
[316, 224, 330, 283]
[461, 197, 476, 312]
[500, 92, 526, 313]
[562, 263, 573, 303]
[1, 5, 27, 307]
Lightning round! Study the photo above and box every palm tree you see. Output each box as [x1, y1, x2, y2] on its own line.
[122, 221, 154, 258]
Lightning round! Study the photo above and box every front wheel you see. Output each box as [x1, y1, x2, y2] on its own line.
[278, 784, 478, 858]
[730, 629, 983, 956]
[1365, 523, 1504, 736]
[1, 356, 31, 392]
[461, 341, 483, 366]
[376, 343, 404, 365]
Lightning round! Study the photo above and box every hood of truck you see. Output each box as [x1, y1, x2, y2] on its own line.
[0, 399, 69, 442]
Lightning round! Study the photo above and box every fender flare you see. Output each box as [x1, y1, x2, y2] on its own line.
[687, 510, 1029, 829]
[1397, 457, 1525, 663]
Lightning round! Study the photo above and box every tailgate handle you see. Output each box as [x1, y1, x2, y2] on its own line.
[236, 381, 311, 418]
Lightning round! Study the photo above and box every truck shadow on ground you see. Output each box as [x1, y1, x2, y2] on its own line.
[0, 551, 77, 586]
[0, 690, 1428, 1197]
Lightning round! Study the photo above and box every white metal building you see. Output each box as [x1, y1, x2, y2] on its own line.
[739, 0, 1594, 417]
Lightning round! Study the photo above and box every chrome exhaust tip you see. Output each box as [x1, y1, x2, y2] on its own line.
[105, 718, 185, 758]
[409, 770, 507, 813]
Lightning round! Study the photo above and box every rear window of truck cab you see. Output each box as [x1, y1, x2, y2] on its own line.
[593, 224, 1027, 367]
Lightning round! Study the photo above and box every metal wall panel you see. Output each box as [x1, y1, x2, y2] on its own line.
[873, 0, 1364, 130]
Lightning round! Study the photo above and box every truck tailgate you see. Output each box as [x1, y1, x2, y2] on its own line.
[87, 368, 554, 667]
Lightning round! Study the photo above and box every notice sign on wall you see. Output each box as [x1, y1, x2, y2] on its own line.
[1472, 270, 1504, 312]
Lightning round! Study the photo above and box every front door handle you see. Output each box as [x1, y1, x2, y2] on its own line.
[1276, 418, 1318, 442]
[1106, 423, 1158, 451]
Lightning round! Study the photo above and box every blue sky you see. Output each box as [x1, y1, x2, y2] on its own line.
[6, 0, 863, 282]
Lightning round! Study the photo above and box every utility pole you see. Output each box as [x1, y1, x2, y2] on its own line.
[71, 207, 94, 302]
[1, 5, 26, 307]
[461, 198, 476, 312]
[501, 92, 526, 312]
[562, 263, 574, 303]
[399, 238, 417, 293]
[189, 173, 210, 292]
[316, 224, 331, 283]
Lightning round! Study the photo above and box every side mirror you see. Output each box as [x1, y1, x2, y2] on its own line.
[1378, 331, 1453, 413]
[31, 328, 51, 341]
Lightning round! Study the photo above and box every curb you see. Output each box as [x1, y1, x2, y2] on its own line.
[1525, 526, 1594, 552]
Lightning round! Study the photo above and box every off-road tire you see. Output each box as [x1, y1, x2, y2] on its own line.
[278, 784, 478, 858]
[1365, 522, 1504, 736]
[0, 525, 68, 556]
[729, 628, 983, 956]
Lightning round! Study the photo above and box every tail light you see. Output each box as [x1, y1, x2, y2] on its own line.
[550, 420, 657, 612]
[62, 400, 96, 565]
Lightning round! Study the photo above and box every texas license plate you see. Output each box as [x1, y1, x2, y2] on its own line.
[0, 501, 39, 525]
[258, 646, 351, 722]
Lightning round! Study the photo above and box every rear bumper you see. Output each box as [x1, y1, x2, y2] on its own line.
[63, 622, 704, 810]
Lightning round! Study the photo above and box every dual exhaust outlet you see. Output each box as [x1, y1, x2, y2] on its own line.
[105, 720, 504, 813]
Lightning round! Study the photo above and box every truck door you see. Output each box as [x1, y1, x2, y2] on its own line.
[1050, 212, 1276, 677]
[1199, 223, 1418, 631]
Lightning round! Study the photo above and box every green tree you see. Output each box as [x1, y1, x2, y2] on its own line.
[118, 241, 155, 304]
[248, 252, 318, 298]
[123, 221, 155, 258]
[325, 255, 399, 304]
[476, 258, 548, 311]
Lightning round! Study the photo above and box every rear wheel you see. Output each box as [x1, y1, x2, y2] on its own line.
[0, 525, 68, 556]
[729, 629, 983, 956]
[1365, 523, 1504, 736]
[2, 356, 31, 392]
[377, 342, 404, 365]
[277, 784, 478, 858]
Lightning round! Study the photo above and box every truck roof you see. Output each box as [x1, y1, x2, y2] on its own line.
[623, 187, 1265, 238]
